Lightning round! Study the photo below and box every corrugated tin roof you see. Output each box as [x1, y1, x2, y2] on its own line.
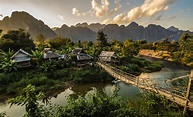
[77, 53, 93, 61]
[99, 51, 116, 57]
[71, 48, 85, 55]
[43, 50, 60, 59]
[43, 48, 51, 53]
[11, 49, 32, 59]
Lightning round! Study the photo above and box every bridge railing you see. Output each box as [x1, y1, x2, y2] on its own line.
[98, 62, 187, 99]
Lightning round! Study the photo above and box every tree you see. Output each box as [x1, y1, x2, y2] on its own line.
[0, 59, 18, 73]
[31, 50, 43, 67]
[0, 49, 14, 62]
[96, 31, 107, 48]
[122, 39, 139, 57]
[48, 37, 71, 49]
[35, 34, 45, 45]
[0, 29, 2, 36]
[39, 60, 56, 72]
[178, 33, 192, 63]
[0, 49, 17, 72]
[0, 29, 35, 52]
[8, 84, 45, 117]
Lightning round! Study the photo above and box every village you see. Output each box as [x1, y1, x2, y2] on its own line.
[8, 47, 118, 69]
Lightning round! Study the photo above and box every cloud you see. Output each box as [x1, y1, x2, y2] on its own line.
[91, 0, 109, 17]
[58, 14, 64, 21]
[102, 0, 176, 24]
[115, 0, 119, 4]
[72, 8, 81, 16]
[72, 0, 110, 17]
[110, 0, 122, 15]
[72, 8, 91, 16]
[72, 0, 122, 18]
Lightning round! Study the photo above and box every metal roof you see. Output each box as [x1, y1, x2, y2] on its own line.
[99, 51, 116, 57]
[11, 49, 32, 59]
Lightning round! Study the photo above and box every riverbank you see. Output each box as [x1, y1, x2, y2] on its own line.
[0, 66, 114, 103]
[1, 56, 191, 117]
[139, 49, 173, 61]
[139, 49, 193, 68]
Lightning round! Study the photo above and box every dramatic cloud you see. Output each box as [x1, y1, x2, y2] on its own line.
[102, 0, 176, 24]
[72, 8, 91, 16]
[58, 14, 64, 20]
[91, 0, 109, 17]
[72, 0, 122, 18]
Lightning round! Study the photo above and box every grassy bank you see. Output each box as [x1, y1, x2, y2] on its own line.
[117, 56, 164, 75]
[0, 66, 113, 99]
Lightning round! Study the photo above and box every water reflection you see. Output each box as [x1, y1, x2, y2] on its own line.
[0, 56, 191, 117]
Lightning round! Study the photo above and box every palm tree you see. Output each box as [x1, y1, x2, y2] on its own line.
[0, 48, 14, 62]
[0, 49, 17, 72]
[31, 50, 43, 67]
[39, 60, 56, 72]
[0, 59, 18, 72]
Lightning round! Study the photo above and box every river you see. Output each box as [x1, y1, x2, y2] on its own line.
[0, 56, 191, 117]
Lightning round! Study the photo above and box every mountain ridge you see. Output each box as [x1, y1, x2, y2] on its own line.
[0, 11, 192, 42]
[0, 11, 56, 39]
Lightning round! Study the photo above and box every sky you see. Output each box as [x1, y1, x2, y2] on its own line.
[0, 0, 193, 31]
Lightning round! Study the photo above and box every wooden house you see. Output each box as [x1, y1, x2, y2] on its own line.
[43, 48, 60, 60]
[71, 48, 93, 61]
[99, 51, 118, 63]
[11, 49, 32, 67]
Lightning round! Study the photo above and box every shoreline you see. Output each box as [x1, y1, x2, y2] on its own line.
[139, 49, 192, 69]
[139, 49, 173, 61]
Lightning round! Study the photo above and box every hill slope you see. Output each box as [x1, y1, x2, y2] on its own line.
[0, 11, 56, 39]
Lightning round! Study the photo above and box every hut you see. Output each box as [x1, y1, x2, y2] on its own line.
[11, 49, 32, 67]
[43, 48, 60, 60]
[71, 48, 93, 66]
[99, 51, 118, 63]
[71, 48, 93, 61]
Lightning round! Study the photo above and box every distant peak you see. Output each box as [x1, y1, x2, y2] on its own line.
[61, 24, 69, 28]
[75, 22, 88, 27]
[167, 26, 179, 32]
[11, 11, 31, 17]
[127, 22, 139, 27]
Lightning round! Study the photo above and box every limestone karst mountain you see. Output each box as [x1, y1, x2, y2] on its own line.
[0, 11, 56, 39]
[0, 11, 192, 42]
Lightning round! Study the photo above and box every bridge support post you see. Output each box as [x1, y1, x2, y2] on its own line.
[183, 69, 193, 115]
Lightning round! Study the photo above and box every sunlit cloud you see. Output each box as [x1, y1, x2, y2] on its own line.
[72, 0, 123, 18]
[102, 0, 176, 24]
[72, 8, 81, 16]
[91, 0, 109, 17]
[72, 8, 92, 16]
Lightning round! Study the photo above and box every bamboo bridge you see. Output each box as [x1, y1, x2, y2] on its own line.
[97, 62, 193, 113]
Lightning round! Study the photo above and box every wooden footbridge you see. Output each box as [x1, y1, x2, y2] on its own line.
[97, 62, 193, 113]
